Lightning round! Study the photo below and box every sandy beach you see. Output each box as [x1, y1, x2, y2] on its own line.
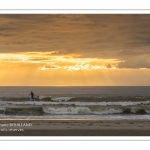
[0, 119, 150, 136]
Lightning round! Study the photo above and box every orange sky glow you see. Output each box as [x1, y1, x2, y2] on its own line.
[1, 14, 150, 86]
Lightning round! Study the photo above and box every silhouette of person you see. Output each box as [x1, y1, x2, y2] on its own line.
[29, 91, 35, 101]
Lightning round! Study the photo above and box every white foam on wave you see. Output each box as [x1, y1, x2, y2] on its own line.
[0, 100, 150, 107]
[51, 97, 73, 102]
[73, 100, 150, 106]
[130, 107, 150, 114]
[1, 114, 150, 120]
[42, 106, 123, 115]
[38, 96, 51, 100]
[0, 101, 51, 106]
[42, 106, 91, 114]
[95, 108, 122, 115]
[0, 108, 5, 111]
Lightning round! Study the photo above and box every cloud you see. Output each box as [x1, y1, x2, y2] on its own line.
[1, 14, 150, 69]
[118, 54, 150, 69]
[2, 51, 150, 70]
[0, 14, 149, 56]
[39, 64, 61, 70]
[39, 63, 107, 71]
[64, 64, 102, 71]
[0, 52, 121, 71]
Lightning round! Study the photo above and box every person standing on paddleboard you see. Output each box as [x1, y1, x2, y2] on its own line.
[29, 91, 35, 101]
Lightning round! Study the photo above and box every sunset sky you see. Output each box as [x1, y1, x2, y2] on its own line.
[0, 14, 150, 86]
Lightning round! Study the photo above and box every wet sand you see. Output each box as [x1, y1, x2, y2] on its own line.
[0, 119, 150, 136]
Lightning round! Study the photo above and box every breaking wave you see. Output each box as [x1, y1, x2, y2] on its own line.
[42, 106, 91, 114]
[1, 96, 150, 118]
[0, 100, 150, 107]
[42, 105, 150, 115]
[51, 97, 73, 102]
[1, 105, 150, 116]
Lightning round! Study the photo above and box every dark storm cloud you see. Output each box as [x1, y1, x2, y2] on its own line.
[0, 14, 150, 68]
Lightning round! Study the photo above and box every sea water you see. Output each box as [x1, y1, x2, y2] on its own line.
[0, 86, 150, 120]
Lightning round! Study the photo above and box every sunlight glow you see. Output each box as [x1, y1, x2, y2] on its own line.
[0, 52, 121, 71]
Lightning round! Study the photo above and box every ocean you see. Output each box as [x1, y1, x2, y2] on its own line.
[0, 86, 150, 120]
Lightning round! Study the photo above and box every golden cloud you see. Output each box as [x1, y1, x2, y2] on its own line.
[0, 52, 121, 71]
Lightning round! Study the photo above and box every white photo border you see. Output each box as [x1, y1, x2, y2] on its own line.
[0, 9, 150, 141]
